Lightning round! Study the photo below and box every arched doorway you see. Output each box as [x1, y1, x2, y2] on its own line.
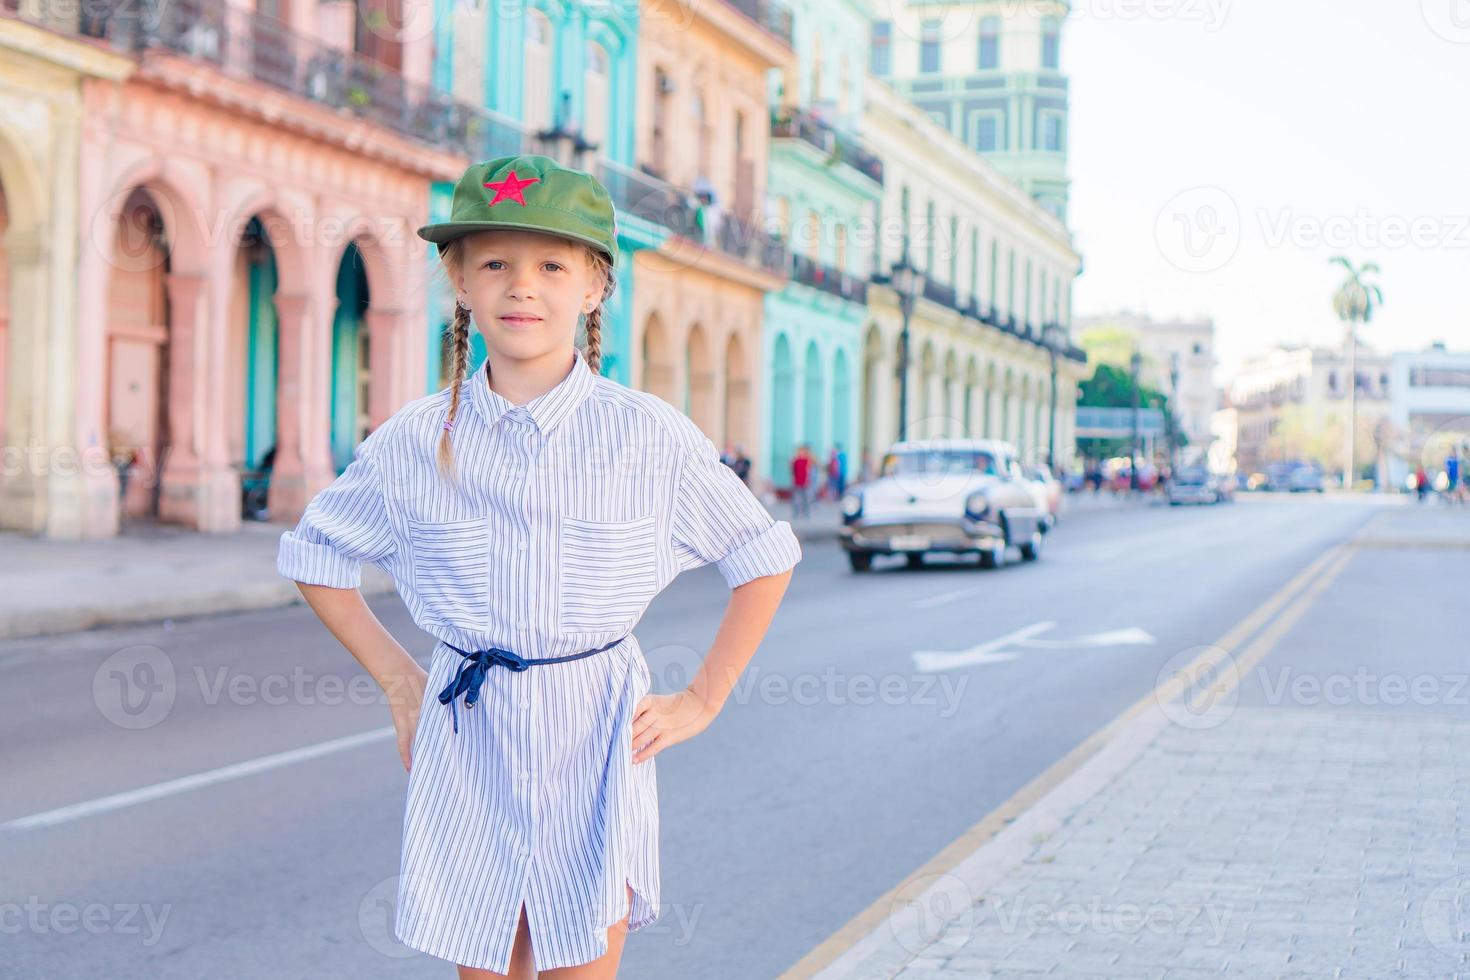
[0, 171, 9, 447]
[831, 347, 851, 459]
[641, 313, 674, 403]
[105, 189, 172, 522]
[331, 243, 372, 472]
[238, 217, 279, 490]
[770, 333, 795, 487]
[723, 331, 751, 453]
[802, 340, 824, 456]
[943, 350, 959, 437]
[861, 325, 883, 461]
[686, 322, 714, 434]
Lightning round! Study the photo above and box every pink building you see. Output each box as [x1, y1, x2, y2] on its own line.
[2, 0, 463, 538]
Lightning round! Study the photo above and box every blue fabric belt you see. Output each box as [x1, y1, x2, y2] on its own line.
[437, 636, 629, 735]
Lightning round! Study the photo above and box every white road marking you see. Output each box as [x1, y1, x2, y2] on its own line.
[911, 584, 988, 610]
[913, 622, 1056, 672]
[913, 623, 1155, 673]
[1016, 627, 1157, 649]
[0, 726, 395, 833]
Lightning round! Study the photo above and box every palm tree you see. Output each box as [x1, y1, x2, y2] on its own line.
[1329, 257, 1384, 490]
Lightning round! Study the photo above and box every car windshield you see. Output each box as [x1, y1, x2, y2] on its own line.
[882, 450, 998, 477]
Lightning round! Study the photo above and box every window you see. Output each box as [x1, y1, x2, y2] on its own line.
[949, 214, 958, 287]
[970, 227, 979, 303]
[883, 449, 998, 477]
[921, 19, 942, 73]
[584, 41, 610, 154]
[978, 16, 999, 69]
[925, 200, 936, 275]
[1038, 112, 1063, 151]
[1041, 16, 1059, 69]
[975, 115, 1001, 152]
[870, 21, 891, 75]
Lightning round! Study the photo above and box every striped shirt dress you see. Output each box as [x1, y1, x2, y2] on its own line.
[276, 347, 803, 973]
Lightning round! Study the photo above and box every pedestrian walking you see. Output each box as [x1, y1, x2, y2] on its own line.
[790, 443, 814, 517]
[731, 444, 752, 486]
[278, 155, 802, 979]
[1415, 465, 1430, 503]
[827, 444, 847, 500]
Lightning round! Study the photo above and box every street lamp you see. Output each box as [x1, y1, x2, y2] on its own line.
[1129, 349, 1142, 492]
[1040, 322, 1067, 468]
[890, 251, 926, 443]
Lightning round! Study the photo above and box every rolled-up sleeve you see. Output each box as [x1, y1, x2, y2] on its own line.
[277, 450, 397, 589]
[671, 437, 802, 589]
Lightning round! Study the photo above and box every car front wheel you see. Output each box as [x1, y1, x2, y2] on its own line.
[1019, 526, 1043, 561]
[849, 552, 873, 572]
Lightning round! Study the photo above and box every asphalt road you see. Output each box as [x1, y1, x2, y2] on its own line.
[0, 493, 1409, 978]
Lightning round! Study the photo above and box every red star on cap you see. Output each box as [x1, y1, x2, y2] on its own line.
[483, 169, 540, 206]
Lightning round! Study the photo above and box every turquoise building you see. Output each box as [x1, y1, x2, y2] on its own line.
[763, 0, 884, 488]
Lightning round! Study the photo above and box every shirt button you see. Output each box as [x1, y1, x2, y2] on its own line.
[519, 699, 531, 713]
[517, 538, 528, 550]
[516, 621, 528, 631]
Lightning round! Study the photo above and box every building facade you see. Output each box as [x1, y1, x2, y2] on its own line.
[860, 78, 1084, 471]
[1075, 312, 1219, 464]
[1229, 343, 1391, 478]
[1389, 343, 1470, 486]
[868, 0, 1070, 221]
[761, 0, 883, 488]
[2, 3, 481, 539]
[626, 0, 795, 488]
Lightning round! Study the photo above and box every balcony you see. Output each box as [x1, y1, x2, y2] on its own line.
[770, 106, 884, 185]
[599, 159, 787, 276]
[721, 0, 794, 46]
[921, 277, 957, 309]
[13, 0, 522, 158]
[790, 253, 865, 302]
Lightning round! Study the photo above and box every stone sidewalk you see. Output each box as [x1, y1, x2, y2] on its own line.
[813, 502, 1470, 980]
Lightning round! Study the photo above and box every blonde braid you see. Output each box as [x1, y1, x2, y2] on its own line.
[582, 248, 617, 375]
[436, 301, 472, 478]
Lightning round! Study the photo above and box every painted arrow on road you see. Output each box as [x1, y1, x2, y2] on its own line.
[913, 622, 1156, 673]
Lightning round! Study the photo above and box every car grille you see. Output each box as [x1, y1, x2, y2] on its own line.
[852, 522, 966, 545]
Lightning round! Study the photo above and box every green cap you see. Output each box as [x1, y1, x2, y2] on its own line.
[417, 154, 620, 267]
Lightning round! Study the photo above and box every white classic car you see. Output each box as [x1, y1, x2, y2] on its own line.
[839, 438, 1050, 572]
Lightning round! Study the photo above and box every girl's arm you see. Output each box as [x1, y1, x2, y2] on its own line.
[686, 568, 795, 714]
[631, 566, 794, 765]
[295, 582, 427, 770]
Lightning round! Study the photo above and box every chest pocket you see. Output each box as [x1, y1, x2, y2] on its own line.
[559, 514, 659, 634]
[407, 516, 489, 632]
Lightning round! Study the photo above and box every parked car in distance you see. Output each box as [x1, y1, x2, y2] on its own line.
[1288, 463, 1326, 493]
[1020, 461, 1063, 529]
[1265, 461, 1302, 492]
[838, 439, 1049, 572]
[1168, 466, 1220, 505]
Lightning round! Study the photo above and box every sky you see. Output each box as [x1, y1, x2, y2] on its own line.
[1062, 0, 1470, 383]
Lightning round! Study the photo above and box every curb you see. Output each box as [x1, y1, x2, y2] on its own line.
[0, 570, 398, 642]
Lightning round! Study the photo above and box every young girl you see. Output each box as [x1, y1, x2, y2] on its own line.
[277, 154, 802, 979]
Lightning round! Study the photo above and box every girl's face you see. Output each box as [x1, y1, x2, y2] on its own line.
[452, 229, 605, 362]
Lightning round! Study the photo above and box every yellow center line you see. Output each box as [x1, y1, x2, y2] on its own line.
[779, 534, 1362, 979]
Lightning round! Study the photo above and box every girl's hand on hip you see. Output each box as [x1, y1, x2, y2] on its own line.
[387, 666, 430, 772]
[630, 689, 718, 764]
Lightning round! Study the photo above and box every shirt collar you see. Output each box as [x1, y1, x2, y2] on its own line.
[468, 347, 596, 436]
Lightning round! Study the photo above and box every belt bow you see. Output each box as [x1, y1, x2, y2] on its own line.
[437, 646, 530, 734]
